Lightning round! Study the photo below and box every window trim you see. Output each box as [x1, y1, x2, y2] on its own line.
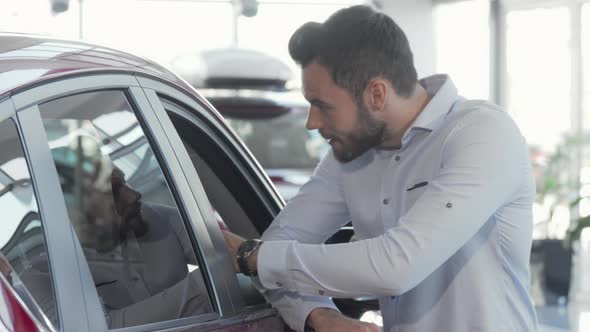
[16, 104, 93, 332]
[0, 97, 14, 123]
[0, 109, 56, 332]
[11, 74, 138, 112]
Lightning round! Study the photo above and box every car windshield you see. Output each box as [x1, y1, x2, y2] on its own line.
[225, 108, 329, 169]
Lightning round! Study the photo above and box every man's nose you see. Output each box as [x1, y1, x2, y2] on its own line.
[306, 107, 323, 130]
[120, 185, 142, 204]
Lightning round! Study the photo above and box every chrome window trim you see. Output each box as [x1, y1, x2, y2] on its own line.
[12, 74, 138, 112]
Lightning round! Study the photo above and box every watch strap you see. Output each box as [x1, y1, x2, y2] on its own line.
[237, 239, 262, 277]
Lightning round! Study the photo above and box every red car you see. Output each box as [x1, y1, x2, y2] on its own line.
[0, 34, 375, 332]
[0, 33, 289, 332]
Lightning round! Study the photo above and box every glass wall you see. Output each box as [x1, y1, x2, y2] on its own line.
[433, 0, 490, 100]
[501, 2, 588, 331]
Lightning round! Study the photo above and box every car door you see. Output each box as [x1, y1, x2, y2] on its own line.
[9, 72, 284, 332]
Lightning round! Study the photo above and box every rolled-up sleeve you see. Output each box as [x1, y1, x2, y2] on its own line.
[257, 109, 530, 298]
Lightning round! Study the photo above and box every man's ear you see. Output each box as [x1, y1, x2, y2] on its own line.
[364, 78, 388, 112]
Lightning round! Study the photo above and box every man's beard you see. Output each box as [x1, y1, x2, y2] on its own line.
[325, 104, 386, 163]
[118, 202, 149, 244]
[78, 198, 148, 253]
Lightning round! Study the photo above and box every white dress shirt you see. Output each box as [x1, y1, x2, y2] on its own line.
[257, 74, 538, 332]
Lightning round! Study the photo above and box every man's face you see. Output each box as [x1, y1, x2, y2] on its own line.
[302, 61, 385, 163]
[74, 166, 146, 252]
[111, 168, 145, 236]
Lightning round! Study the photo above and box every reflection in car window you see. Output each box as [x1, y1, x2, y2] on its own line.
[225, 109, 329, 169]
[0, 119, 57, 330]
[38, 90, 213, 329]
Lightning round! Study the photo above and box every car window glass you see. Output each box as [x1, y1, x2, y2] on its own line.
[38, 90, 213, 329]
[0, 119, 58, 330]
[163, 99, 268, 307]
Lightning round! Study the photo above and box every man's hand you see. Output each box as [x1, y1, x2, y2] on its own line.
[307, 308, 381, 332]
[220, 229, 246, 273]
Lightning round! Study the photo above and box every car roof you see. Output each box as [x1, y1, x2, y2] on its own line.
[0, 33, 195, 99]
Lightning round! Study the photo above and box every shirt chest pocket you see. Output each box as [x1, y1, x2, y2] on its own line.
[402, 180, 430, 210]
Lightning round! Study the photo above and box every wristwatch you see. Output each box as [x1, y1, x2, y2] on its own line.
[237, 239, 263, 277]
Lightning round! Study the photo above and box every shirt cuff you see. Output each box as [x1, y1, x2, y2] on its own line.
[257, 240, 340, 332]
[257, 240, 295, 291]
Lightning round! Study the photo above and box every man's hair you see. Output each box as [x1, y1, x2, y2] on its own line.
[289, 5, 417, 102]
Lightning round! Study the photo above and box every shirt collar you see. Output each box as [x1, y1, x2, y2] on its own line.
[400, 74, 461, 147]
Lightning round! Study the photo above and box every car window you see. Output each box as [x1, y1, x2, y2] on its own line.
[162, 98, 269, 307]
[224, 108, 329, 169]
[37, 90, 214, 329]
[0, 119, 58, 330]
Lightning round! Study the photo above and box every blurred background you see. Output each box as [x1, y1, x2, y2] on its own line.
[2, 0, 590, 331]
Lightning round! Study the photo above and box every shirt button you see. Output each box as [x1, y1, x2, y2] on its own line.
[276, 282, 282, 287]
[446, 202, 453, 208]
[395, 155, 401, 161]
[383, 198, 389, 205]
[318, 290, 325, 295]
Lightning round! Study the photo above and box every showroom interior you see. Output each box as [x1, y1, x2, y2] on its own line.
[1, 0, 590, 331]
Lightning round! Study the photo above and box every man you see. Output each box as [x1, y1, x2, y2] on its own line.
[82, 167, 211, 328]
[222, 5, 537, 332]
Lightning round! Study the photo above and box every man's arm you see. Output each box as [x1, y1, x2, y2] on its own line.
[223, 231, 380, 332]
[252, 153, 352, 332]
[250, 110, 531, 298]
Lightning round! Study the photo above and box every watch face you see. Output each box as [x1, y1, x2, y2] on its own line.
[243, 240, 260, 253]
[238, 240, 261, 276]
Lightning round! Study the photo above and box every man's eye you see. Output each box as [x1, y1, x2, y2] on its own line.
[317, 104, 329, 112]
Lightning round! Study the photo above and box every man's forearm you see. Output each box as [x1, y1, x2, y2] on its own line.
[306, 307, 340, 331]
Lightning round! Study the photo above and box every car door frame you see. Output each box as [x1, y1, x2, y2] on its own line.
[134, 76, 285, 316]
[0, 97, 61, 332]
[10, 72, 240, 332]
[136, 75, 378, 322]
